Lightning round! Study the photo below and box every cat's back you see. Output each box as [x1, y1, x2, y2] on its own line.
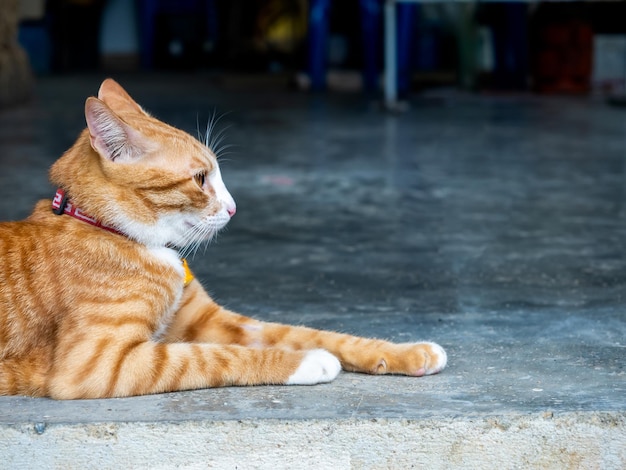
[0, 201, 61, 279]
[0, 200, 103, 279]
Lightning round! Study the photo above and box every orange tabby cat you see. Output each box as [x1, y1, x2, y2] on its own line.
[0, 79, 446, 399]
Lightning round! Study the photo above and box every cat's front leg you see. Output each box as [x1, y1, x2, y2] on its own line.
[47, 339, 341, 399]
[342, 340, 447, 376]
[271, 332, 447, 377]
[166, 282, 446, 377]
[285, 349, 341, 385]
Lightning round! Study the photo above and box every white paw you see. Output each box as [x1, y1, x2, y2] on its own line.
[286, 349, 341, 385]
[424, 341, 447, 374]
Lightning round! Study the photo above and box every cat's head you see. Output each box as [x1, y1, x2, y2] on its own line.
[49, 79, 236, 254]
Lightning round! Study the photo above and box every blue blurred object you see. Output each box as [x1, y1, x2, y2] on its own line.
[18, 22, 51, 74]
[307, 0, 330, 90]
[308, 0, 417, 93]
[360, 0, 382, 92]
[395, 2, 417, 95]
[492, 3, 528, 90]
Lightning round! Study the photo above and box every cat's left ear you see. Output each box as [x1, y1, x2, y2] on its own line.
[85, 97, 151, 163]
[97, 78, 145, 115]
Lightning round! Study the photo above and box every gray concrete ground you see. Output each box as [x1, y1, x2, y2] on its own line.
[0, 74, 625, 469]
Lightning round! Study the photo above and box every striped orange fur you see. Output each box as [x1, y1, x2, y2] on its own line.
[0, 79, 446, 399]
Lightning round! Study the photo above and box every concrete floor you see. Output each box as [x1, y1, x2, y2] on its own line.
[0, 74, 625, 468]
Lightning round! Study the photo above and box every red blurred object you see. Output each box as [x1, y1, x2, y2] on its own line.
[532, 20, 593, 94]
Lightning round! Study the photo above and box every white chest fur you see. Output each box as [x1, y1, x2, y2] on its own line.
[149, 246, 185, 340]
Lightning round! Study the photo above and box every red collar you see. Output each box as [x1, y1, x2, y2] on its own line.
[51, 188, 123, 236]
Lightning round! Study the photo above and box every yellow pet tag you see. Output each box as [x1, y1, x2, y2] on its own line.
[182, 258, 194, 287]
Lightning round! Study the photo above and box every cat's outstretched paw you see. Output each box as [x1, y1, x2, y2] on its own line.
[286, 349, 341, 385]
[369, 341, 447, 376]
[415, 341, 447, 376]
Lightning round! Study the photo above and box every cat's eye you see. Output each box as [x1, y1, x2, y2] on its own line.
[194, 172, 206, 189]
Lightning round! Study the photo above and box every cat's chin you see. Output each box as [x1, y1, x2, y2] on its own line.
[170, 224, 226, 258]
[127, 212, 230, 251]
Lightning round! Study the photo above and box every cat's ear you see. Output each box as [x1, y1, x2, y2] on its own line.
[97, 78, 145, 115]
[85, 97, 149, 163]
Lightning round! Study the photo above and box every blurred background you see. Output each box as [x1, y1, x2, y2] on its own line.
[1, 3, 625, 422]
[4, 0, 626, 106]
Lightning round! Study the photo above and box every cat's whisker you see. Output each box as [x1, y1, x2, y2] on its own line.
[195, 113, 202, 142]
[204, 115, 232, 153]
[215, 157, 234, 165]
[180, 238, 204, 260]
[178, 220, 221, 259]
[186, 235, 212, 259]
[209, 123, 231, 143]
[204, 109, 230, 146]
[214, 150, 236, 163]
[213, 142, 235, 154]
[208, 129, 233, 156]
[202, 109, 217, 147]
[180, 226, 204, 251]
[179, 227, 199, 256]
[199, 110, 238, 163]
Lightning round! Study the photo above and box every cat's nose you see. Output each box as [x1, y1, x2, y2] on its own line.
[227, 205, 236, 217]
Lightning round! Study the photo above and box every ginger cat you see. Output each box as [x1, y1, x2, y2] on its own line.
[0, 79, 446, 399]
